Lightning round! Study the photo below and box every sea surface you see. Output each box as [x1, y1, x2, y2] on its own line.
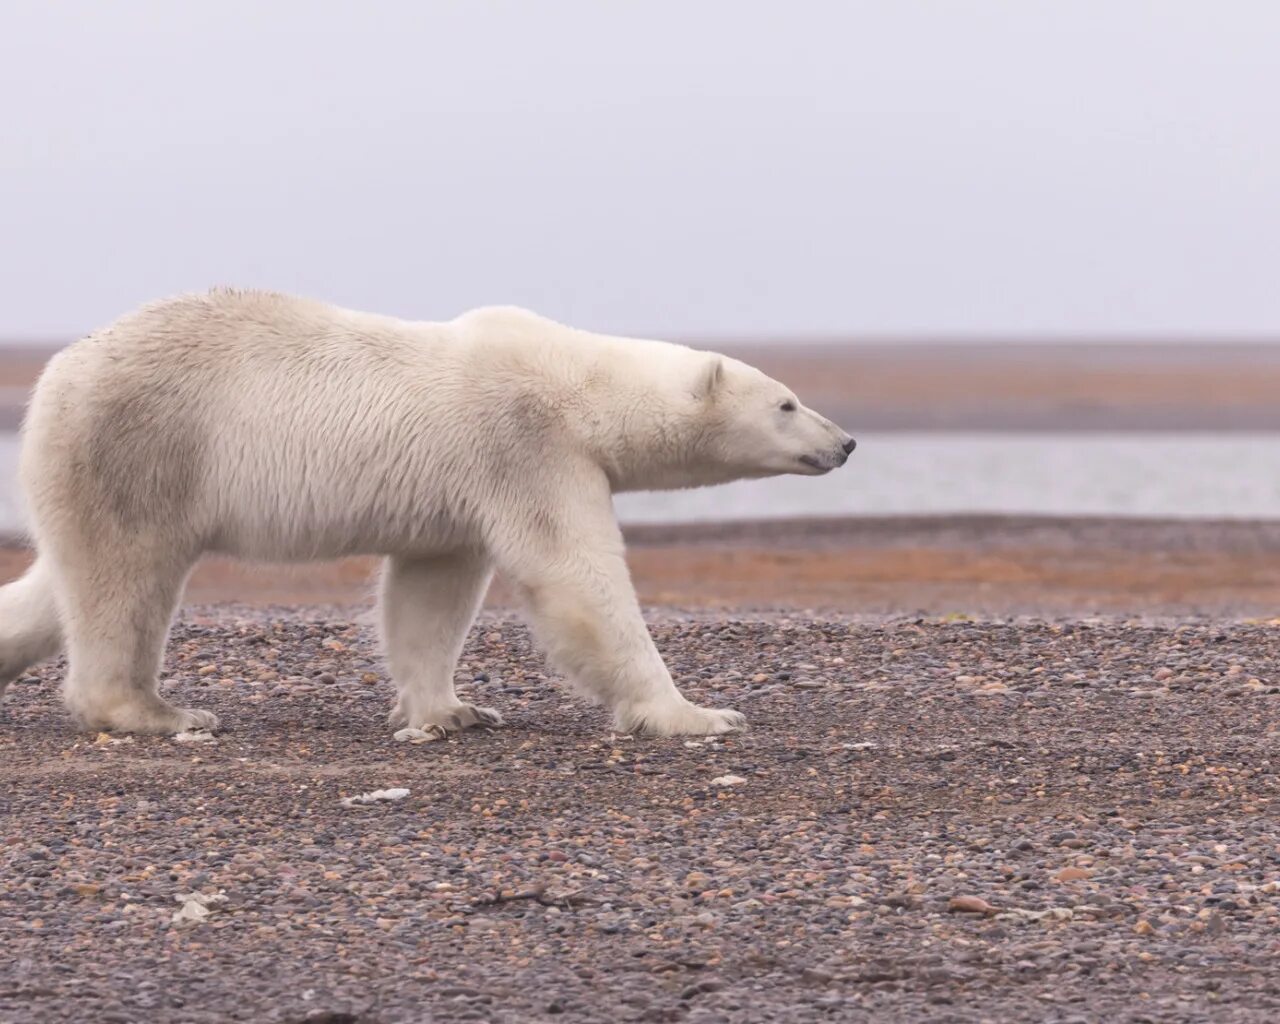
[1, 432, 1277, 533]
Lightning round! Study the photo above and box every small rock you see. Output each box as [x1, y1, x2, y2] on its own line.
[341, 788, 411, 807]
[948, 895, 995, 915]
[393, 727, 444, 744]
[172, 729, 217, 744]
[710, 775, 747, 787]
[170, 891, 228, 927]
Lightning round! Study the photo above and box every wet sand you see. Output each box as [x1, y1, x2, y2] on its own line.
[3, 514, 1277, 617]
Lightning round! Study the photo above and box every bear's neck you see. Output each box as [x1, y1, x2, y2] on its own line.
[571, 345, 713, 494]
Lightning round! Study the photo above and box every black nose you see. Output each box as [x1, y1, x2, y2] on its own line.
[842, 438, 857, 454]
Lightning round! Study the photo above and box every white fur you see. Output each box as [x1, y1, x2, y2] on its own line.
[0, 290, 853, 736]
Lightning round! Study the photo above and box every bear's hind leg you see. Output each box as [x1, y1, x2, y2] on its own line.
[0, 556, 63, 696]
[379, 551, 499, 737]
[53, 542, 213, 734]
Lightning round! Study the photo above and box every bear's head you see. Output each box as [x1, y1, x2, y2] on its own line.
[601, 347, 855, 493]
[688, 353, 855, 483]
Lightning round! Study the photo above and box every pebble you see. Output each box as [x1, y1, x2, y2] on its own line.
[392, 726, 444, 744]
[170, 891, 228, 927]
[340, 788, 411, 807]
[172, 729, 218, 744]
[948, 895, 996, 915]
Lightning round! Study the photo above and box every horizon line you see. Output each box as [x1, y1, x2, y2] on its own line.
[1, 331, 1279, 351]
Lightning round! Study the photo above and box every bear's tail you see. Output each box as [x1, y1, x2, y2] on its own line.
[0, 556, 62, 697]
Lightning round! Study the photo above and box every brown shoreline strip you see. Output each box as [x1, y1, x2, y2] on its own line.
[5, 339, 1280, 431]
[3, 514, 1278, 617]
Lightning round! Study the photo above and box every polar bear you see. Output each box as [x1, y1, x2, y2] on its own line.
[0, 290, 854, 737]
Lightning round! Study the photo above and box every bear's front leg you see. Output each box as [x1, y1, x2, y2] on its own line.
[497, 506, 745, 737]
[379, 552, 502, 737]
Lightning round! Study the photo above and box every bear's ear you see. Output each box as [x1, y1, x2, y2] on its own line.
[695, 356, 725, 401]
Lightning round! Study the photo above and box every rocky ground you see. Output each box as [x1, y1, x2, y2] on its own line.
[3, 608, 1280, 1023]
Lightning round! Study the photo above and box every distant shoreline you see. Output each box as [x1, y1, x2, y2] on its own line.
[4, 340, 1280, 431]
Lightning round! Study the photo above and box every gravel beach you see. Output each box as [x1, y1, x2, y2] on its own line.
[4, 607, 1280, 1023]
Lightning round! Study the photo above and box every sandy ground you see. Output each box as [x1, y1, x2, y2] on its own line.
[4, 610, 1280, 1023]
[3, 515, 1278, 617]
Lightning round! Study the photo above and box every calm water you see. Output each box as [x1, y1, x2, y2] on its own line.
[1, 432, 1277, 532]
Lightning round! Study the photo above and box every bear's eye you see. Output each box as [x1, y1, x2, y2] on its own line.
[779, 400, 797, 412]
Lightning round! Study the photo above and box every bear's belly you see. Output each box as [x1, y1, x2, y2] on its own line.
[205, 496, 481, 563]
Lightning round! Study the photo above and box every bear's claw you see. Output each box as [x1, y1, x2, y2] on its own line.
[389, 701, 504, 735]
[614, 700, 746, 737]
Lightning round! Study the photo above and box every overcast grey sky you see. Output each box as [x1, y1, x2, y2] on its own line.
[2, 1, 1278, 340]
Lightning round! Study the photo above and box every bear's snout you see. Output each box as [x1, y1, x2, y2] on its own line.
[821, 433, 856, 469]
[797, 428, 856, 474]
